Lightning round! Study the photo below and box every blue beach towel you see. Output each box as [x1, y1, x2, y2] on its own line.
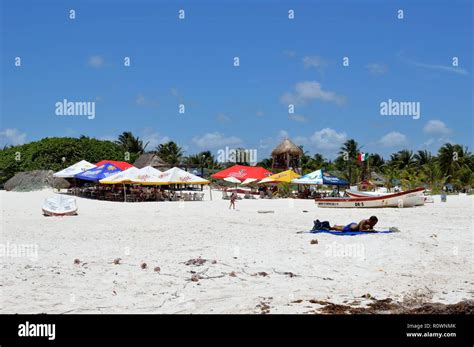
[309, 229, 395, 236]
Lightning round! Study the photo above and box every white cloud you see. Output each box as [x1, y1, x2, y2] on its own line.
[280, 81, 346, 106]
[302, 56, 327, 69]
[288, 114, 308, 122]
[192, 132, 242, 149]
[0, 128, 27, 147]
[420, 136, 453, 149]
[367, 63, 388, 75]
[423, 120, 452, 135]
[400, 54, 468, 75]
[88, 55, 104, 68]
[378, 131, 408, 147]
[310, 128, 347, 149]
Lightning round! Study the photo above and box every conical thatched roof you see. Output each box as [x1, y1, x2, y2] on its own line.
[133, 153, 169, 169]
[271, 138, 304, 156]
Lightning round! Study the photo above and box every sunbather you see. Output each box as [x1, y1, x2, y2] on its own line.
[331, 216, 378, 232]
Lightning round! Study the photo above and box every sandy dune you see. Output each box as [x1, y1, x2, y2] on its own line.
[1, 188, 473, 313]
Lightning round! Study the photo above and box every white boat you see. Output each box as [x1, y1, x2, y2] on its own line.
[42, 195, 78, 216]
[346, 188, 426, 206]
[316, 187, 425, 208]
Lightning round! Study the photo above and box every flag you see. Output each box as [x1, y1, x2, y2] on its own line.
[357, 153, 369, 161]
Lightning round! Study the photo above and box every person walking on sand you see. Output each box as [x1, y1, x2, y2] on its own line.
[229, 192, 237, 210]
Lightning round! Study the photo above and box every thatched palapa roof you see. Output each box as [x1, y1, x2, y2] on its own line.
[133, 153, 169, 169]
[271, 138, 304, 156]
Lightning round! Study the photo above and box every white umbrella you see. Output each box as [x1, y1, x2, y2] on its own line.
[132, 166, 162, 184]
[99, 167, 140, 184]
[53, 160, 96, 178]
[142, 167, 209, 185]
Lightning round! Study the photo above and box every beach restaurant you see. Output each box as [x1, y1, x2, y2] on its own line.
[55, 160, 209, 202]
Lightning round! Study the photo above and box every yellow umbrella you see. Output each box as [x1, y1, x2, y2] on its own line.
[258, 170, 301, 184]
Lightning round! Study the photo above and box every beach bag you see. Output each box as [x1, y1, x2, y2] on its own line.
[312, 219, 331, 231]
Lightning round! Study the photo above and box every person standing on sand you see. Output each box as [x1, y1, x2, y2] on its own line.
[229, 192, 237, 209]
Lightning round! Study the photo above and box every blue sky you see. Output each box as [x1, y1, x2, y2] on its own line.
[1, 0, 473, 160]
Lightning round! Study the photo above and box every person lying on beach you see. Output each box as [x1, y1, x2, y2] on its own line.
[331, 216, 378, 232]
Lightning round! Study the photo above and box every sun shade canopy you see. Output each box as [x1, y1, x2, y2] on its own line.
[211, 165, 272, 181]
[75, 163, 124, 181]
[53, 160, 96, 178]
[291, 169, 348, 186]
[95, 160, 134, 171]
[259, 169, 301, 184]
[140, 167, 209, 185]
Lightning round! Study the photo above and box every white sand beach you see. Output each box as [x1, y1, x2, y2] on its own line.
[1, 189, 473, 314]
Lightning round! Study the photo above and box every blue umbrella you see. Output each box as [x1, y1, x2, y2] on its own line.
[75, 163, 123, 181]
[291, 169, 348, 186]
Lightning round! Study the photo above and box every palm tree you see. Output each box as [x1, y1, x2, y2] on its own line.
[420, 160, 447, 192]
[368, 153, 385, 172]
[382, 165, 399, 192]
[156, 141, 183, 165]
[338, 139, 361, 184]
[437, 144, 472, 182]
[312, 153, 329, 170]
[389, 150, 415, 170]
[414, 150, 433, 167]
[115, 131, 148, 154]
[257, 158, 272, 170]
[338, 139, 360, 159]
[185, 151, 221, 169]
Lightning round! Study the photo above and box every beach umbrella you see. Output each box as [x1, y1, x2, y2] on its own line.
[75, 163, 124, 181]
[211, 165, 272, 180]
[131, 166, 163, 184]
[53, 160, 96, 178]
[94, 160, 134, 171]
[224, 176, 242, 184]
[99, 167, 141, 184]
[140, 167, 209, 185]
[259, 170, 300, 184]
[291, 169, 348, 186]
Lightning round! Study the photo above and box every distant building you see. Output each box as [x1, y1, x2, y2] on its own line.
[271, 138, 303, 173]
[133, 153, 170, 170]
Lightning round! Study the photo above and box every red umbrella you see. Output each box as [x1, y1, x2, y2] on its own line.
[211, 165, 272, 181]
[95, 160, 134, 171]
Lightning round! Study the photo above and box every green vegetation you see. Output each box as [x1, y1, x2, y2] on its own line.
[0, 137, 132, 184]
[259, 139, 474, 192]
[1, 135, 473, 192]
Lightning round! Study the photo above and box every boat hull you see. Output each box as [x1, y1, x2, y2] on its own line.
[317, 187, 425, 208]
[346, 189, 426, 206]
[42, 195, 78, 216]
